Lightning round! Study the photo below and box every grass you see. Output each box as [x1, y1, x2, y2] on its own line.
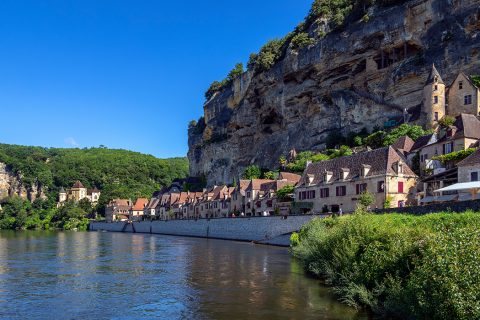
[291, 211, 480, 319]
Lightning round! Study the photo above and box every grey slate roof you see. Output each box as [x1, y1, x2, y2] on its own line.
[457, 148, 480, 167]
[298, 146, 416, 186]
[425, 64, 444, 85]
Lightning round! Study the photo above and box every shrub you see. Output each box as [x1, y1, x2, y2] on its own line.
[277, 185, 295, 201]
[291, 32, 315, 49]
[292, 212, 480, 319]
[471, 75, 480, 88]
[438, 115, 455, 128]
[432, 148, 476, 164]
[383, 124, 429, 146]
[358, 191, 375, 209]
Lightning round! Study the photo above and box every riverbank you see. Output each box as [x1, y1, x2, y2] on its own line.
[291, 210, 480, 319]
[89, 215, 321, 246]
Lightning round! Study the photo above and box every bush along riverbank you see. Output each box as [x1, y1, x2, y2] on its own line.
[291, 211, 480, 320]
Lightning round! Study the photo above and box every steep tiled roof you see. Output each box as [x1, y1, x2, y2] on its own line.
[108, 199, 132, 209]
[278, 172, 302, 185]
[146, 198, 160, 209]
[392, 136, 415, 153]
[411, 133, 436, 151]
[455, 113, 480, 140]
[298, 146, 416, 186]
[247, 179, 274, 191]
[425, 64, 444, 85]
[72, 181, 85, 189]
[457, 148, 480, 167]
[132, 198, 149, 211]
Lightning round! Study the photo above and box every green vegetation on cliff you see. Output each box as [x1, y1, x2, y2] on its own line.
[292, 212, 480, 319]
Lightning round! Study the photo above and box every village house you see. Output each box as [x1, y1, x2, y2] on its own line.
[447, 73, 480, 117]
[105, 199, 132, 222]
[144, 197, 160, 220]
[295, 146, 418, 213]
[244, 179, 274, 216]
[255, 179, 299, 216]
[416, 113, 480, 175]
[130, 198, 148, 221]
[230, 180, 250, 215]
[58, 181, 101, 206]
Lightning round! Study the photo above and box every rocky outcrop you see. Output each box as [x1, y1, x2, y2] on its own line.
[0, 163, 46, 202]
[188, 0, 480, 185]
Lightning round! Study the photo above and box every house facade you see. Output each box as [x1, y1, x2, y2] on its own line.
[295, 147, 418, 213]
[105, 199, 132, 222]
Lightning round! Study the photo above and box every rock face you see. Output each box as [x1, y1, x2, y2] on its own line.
[0, 163, 46, 202]
[188, 0, 480, 186]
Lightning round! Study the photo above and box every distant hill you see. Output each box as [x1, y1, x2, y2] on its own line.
[0, 143, 189, 210]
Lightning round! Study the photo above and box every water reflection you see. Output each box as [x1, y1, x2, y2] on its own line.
[0, 231, 367, 320]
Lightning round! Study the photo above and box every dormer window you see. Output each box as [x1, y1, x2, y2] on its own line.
[307, 174, 315, 185]
[361, 164, 371, 177]
[341, 168, 349, 180]
[323, 171, 333, 183]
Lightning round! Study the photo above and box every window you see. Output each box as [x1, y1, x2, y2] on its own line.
[398, 181, 404, 193]
[434, 112, 439, 121]
[443, 142, 453, 154]
[299, 190, 315, 200]
[434, 85, 438, 91]
[434, 96, 438, 104]
[459, 81, 463, 90]
[246, 191, 251, 198]
[336, 186, 346, 196]
[464, 95, 472, 105]
[356, 183, 367, 195]
[377, 181, 385, 193]
[320, 188, 329, 198]
[472, 172, 479, 182]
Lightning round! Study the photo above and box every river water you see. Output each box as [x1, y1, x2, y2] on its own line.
[0, 231, 368, 320]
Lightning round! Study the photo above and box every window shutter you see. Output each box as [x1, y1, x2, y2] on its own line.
[398, 182, 404, 193]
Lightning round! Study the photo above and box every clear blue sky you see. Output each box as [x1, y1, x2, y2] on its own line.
[0, 0, 312, 158]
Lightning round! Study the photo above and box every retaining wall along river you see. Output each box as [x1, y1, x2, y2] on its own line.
[89, 215, 321, 246]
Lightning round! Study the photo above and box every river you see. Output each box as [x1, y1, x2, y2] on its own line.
[0, 231, 368, 320]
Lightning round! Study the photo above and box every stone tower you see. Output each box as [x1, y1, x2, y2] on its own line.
[59, 187, 67, 203]
[423, 64, 446, 129]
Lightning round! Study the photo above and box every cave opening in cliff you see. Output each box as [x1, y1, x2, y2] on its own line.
[374, 42, 422, 69]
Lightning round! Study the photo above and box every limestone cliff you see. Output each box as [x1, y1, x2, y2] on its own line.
[0, 163, 46, 202]
[188, 0, 480, 185]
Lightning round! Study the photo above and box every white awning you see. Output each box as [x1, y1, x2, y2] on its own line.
[434, 182, 480, 193]
[420, 196, 436, 203]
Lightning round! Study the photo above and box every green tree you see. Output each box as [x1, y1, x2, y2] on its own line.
[383, 124, 428, 146]
[277, 185, 295, 201]
[242, 165, 261, 180]
[263, 171, 279, 180]
[291, 32, 315, 49]
[226, 63, 244, 83]
[365, 131, 386, 149]
[438, 115, 455, 128]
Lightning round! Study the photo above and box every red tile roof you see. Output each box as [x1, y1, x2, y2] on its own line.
[278, 172, 302, 185]
[72, 181, 85, 189]
[132, 198, 149, 211]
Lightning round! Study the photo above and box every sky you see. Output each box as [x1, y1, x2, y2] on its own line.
[0, 0, 312, 158]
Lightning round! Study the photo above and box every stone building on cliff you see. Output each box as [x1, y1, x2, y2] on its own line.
[58, 181, 101, 206]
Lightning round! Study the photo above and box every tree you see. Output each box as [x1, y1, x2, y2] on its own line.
[263, 171, 279, 180]
[358, 191, 375, 210]
[365, 131, 386, 149]
[291, 32, 315, 49]
[242, 165, 261, 180]
[277, 185, 295, 201]
[327, 145, 353, 158]
[226, 63, 244, 83]
[383, 124, 428, 146]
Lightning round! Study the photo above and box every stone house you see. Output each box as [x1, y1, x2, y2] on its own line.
[130, 198, 148, 221]
[244, 179, 274, 216]
[457, 148, 480, 183]
[416, 113, 480, 174]
[105, 199, 132, 222]
[230, 180, 250, 215]
[59, 181, 101, 205]
[143, 198, 160, 220]
[255, 180, 298, 216]
[295, 146, 418, 213]
[448, 73, 480, 117]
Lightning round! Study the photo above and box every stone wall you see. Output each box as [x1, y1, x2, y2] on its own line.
[374, 199, 480, 215]
[90, 215, 320, 246]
